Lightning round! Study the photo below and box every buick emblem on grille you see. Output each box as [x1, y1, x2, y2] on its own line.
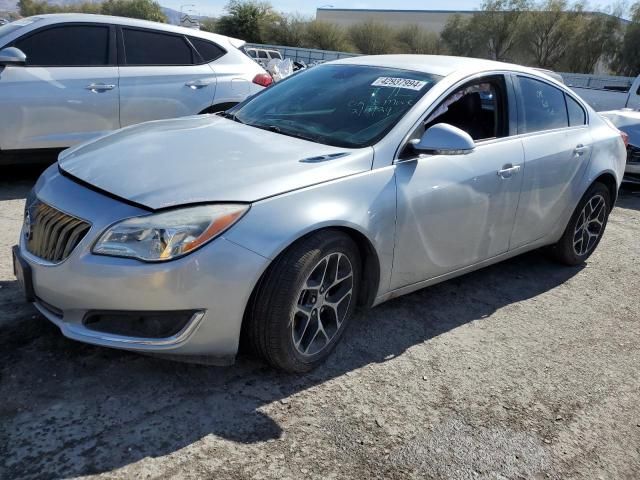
[23, 210, 33, 241]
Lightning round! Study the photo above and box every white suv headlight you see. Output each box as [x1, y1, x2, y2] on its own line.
[93, 204, 249, 262]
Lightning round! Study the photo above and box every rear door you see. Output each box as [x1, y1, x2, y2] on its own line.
[0, 23, 119, 150]
[510, 75, 593, 248]
[117, 27, 216, 127]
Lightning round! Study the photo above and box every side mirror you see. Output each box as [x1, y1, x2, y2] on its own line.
[410, 123, 475, 155]
[0, 47, 26, 66]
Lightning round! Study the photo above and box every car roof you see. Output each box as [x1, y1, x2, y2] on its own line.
[25, 13, 243, 47]
[329, 54, 544, 78]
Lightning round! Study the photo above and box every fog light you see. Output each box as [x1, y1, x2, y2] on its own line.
[83, 310, 199, 339]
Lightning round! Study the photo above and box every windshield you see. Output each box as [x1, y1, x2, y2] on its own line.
[232, 64, 441, 148]
[0, 17, 41, 43]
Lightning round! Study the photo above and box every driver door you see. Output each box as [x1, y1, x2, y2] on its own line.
[391, 75, 525, 289]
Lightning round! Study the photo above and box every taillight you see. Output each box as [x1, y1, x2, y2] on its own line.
[620, 130, 629, 148]
[253, 73, 273, 88]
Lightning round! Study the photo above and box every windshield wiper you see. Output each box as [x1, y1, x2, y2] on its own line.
[251, 123, 322, 143]
[216, 111, 244, 124]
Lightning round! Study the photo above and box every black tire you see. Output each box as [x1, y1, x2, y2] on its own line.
[549, 182, 611, 266]
[245, 230, 361, 372]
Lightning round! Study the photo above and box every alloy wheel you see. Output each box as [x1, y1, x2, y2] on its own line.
[291, 252, 354, 356]
[573, 194, 606, 257]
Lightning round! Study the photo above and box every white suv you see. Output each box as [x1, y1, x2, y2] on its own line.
[0, 14, 271, 164]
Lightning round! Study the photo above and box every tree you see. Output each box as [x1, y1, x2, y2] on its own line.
[304, 21, 351, 51]
[18, 0, 164, 21]
[199, 17, 218, 33]
[18, 0, 99, 16]
[471, 0, 530, 61]
[440, 14, 475, 56]
[101, 0, 166, 22]
[396, 24, 440, 54]
[611, 2, 640, 76]
[519, 0, 575, 69]
[216, 0, 277, 43]
[263, 13, 308, 47]
[348, 20, 396, 54]
[564, 6, 622, 74]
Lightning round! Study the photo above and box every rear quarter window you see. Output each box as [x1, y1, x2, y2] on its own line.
[189, 37, 225, 63]
[566, 94, 586, 126]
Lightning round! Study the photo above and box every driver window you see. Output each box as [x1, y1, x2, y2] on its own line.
[402, 76, 508, 158]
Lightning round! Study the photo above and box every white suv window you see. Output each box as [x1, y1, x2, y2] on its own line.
[14, 25, 110, 67]
[123, 28, 194, 66]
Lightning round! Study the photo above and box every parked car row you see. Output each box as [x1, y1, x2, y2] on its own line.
[0, 14, 271, 164]
[12, 53, 627, 371]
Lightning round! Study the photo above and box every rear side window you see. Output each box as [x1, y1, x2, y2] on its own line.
[123, 28, 193, 65]
[189, 37, 225, 63]
[566, 94, 586, 126]
[518, 76, 568, 133]
[257, 50, 268, 59]
[15, 25, 109, 66]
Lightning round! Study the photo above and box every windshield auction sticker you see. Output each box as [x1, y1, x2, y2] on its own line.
[371, 77, 428, 91]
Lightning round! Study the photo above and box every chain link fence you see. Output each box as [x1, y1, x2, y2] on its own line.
[247, 43, 636, 91]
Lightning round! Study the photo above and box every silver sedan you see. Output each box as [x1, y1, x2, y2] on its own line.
[13, 55, 627, 372]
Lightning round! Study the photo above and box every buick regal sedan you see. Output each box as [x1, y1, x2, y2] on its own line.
[13, 55, 627, 372]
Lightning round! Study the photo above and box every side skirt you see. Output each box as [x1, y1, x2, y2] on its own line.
[372, 237, 555, 307]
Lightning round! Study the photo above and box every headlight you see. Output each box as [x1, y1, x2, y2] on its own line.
[92, 204, 249, 262]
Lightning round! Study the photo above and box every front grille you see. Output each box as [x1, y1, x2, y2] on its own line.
[25, 201, 90, 262]
[628, 144, 640, 165]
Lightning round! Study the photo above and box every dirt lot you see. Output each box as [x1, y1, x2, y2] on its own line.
[0, 167, 639, 480]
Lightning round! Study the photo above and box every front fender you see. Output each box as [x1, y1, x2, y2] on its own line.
[224, 167, 397, 298]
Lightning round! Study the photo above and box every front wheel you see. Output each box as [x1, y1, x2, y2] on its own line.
[550, 182, 611, 265]
[245, 231, 361, 372]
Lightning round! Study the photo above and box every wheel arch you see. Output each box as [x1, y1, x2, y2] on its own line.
[592, 171, 618, 210]
[238, 225, 382, 353]
[241, 225, 382, 325]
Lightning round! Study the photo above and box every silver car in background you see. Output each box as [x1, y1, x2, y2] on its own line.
[0, 14, 270, 164]
[13, 55, 626, 372]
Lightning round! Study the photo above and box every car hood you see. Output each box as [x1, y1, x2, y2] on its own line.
[59, 116, 373, 210]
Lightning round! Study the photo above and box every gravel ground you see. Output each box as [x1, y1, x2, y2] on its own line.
[1, 167, 639, 480]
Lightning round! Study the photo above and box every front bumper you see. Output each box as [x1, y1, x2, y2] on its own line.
[17, 166, 269, 362]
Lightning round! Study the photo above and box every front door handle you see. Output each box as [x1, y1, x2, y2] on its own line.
[85, 83, 116, 92]
[497, 164, 522, 179]
[573, 144, 589, 155]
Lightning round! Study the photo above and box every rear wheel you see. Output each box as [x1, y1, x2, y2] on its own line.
[550, 182, 611, 265]
[246, 231, 360, 372]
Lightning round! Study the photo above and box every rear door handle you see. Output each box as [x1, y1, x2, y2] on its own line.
[573, 144, 589, 155]
[185, 80, 213, 89]
[497, 164, 521, 179]
[85, 83, 116, 92]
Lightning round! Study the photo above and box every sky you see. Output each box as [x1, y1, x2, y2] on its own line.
[165, 0, 627, 18]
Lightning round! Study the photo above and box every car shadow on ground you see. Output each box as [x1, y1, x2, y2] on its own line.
[0, 164, 50, 201]
[618, 183, 640, 209]
[0, 248, 585, 479]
